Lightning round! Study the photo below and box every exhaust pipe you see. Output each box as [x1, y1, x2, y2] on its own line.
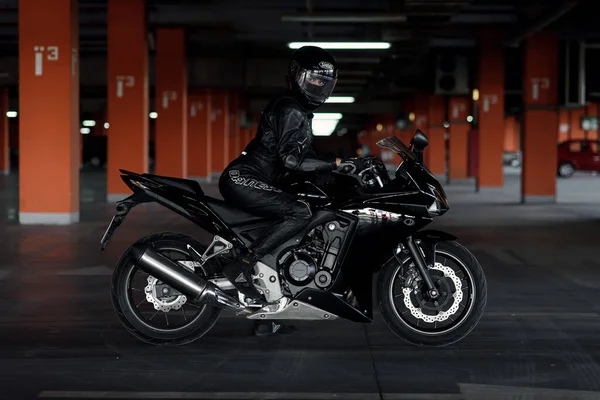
[130, 243, 245, 312]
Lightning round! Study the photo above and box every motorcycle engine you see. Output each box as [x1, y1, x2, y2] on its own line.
[280, 250, 318, 287]
[278, 224, 345, 296]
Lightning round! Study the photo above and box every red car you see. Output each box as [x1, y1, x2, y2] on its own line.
[557, 139, 600, 178]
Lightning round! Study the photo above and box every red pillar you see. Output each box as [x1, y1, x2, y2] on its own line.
[210, 91, 229, 179]
[19, 0, 79, 224]
[448, 97, 470, 180]
[187, 91, 211, 181]
[521, 33, 559, 203]
[426, 95, 446, 175]
[155, 28, 187, 178]
[585, 103, 598, 140]
[477, 30, 505, 190]
[106, 0, 148, 200]
[229, 92, 240, 162]
[0, 88, 9, 175]
[558, 108, 569, 143]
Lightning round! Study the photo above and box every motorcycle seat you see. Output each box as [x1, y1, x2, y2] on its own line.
[142, 174, 204, 197]
[203, 196, 269, 225]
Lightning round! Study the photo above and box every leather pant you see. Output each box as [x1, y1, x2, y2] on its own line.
[218, 159, 312, 257]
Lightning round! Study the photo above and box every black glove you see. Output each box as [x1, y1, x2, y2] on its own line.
[337, 157, 367, 174]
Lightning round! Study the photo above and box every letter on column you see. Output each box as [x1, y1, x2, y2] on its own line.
[521, 34, 559, 203]
[107, 0, 148, 200]
[477, 31, 505, 190]
[155, 28, 187, 178]
[19, 0, 79, 224]
[187, 91, 211, 181]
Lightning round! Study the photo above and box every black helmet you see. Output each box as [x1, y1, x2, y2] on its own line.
[287, 46, 338, 111]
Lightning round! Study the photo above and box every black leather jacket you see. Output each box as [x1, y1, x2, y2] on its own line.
[240, 91, 336, 181]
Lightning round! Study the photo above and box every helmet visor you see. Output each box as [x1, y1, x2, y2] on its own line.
[296, 69, 337, 102]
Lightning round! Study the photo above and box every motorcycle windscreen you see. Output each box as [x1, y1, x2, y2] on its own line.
[376, 136, 416, 162]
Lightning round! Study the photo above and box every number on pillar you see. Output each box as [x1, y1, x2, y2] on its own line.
[530, 77, 550, 101]
[452, 102, 466, 119]
[116, 75, 135, 98]
[33, 45, 59, 76]
[190, 102, 204, 118]
[161, 91, 178, 109]
[482, 94, 498, 113]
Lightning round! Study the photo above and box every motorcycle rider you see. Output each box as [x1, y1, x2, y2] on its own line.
[218, 45, 365, 336]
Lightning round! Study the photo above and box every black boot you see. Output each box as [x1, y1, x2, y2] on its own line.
[221, 252, 265, 303]
[253, 320, 295, 336]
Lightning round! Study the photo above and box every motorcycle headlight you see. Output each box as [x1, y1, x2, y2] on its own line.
[427, 184, 449, 216]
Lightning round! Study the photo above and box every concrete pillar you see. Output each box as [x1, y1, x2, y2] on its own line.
[448, 97, 471, 180]
[187, 91, 212, 181]
[426, 95, 446, 175]
[477, 30, 505, 191]
[521, 33, 559, 203]
[18, 0, 79, 224]
[155, 28, 187, 178]
[106, 0, 149, 201]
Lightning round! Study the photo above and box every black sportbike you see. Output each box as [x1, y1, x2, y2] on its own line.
[102, 130, 487, 347]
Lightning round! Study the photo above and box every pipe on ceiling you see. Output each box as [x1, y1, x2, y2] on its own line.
[506, 0, 578, 47]
[281, 13, 408, 23]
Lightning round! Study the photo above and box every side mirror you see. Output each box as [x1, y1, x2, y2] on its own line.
[413, 130, 429, 150]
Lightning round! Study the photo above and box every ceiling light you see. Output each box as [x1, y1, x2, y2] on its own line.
[313, 112, 342, 120]
[312, 119, 340, 136]
[6, 111, 17, 118]
[149, 112, 158, 119]
[82, 120, 96, 127]
[326, 96, 355, 104]
[466, 115, 473, 123]
[80, 127, 91, 134]
[104, 122, 110, 129]
[288, 42, 391, 50]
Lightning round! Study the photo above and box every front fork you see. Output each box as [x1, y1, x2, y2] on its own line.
[403, 236, 440, 300]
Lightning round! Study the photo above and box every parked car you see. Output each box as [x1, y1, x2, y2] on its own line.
[557, 139, 600, 178]
[503, 151, 521, 167]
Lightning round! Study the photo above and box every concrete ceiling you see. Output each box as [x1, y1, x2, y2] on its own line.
[0, 0, 597, 131]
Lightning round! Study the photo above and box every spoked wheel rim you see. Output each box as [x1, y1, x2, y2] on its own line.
[388, 250, 476, 336]
[124, 246, 211, 333]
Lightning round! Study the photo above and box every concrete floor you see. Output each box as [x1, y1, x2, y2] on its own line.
[1, 171, 600, 400]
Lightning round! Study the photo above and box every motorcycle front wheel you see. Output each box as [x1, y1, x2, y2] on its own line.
[378, 240, 487, 347]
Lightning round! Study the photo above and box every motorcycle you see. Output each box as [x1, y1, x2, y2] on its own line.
[102, 130, 487, 347]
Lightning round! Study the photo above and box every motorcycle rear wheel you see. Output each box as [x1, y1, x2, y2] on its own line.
[110, 232, 222, 346]
[378, 240, 487, 347]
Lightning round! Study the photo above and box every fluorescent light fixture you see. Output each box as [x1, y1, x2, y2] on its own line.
[104, 122, 110, 129]
[149, 112, 158, 119]
[312, 119, 340, 136]
[82, 120, 96, 127]
[326, 96, 355, 103]
[6, 111, 17, 118]
[288, 42, 391, 50]
[313, 112, 342, 120]
[80, 127, 91, 134]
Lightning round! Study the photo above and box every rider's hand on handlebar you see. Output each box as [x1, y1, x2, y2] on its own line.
[336, 157, 368, 174]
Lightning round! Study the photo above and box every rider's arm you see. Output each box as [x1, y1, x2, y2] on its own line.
[276, 107, 339, 172]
